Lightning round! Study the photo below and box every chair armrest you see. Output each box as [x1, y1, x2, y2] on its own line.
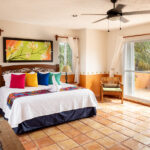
[119, 82, 124, 89]
[119, 82, 123, 86]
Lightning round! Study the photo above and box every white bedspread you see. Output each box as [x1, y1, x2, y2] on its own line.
[0, 84, 97, 128]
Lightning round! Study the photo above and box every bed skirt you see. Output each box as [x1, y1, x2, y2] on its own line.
[0, 107, 96, 134]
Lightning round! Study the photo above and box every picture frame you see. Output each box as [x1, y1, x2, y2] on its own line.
[3, 37, 53, 62]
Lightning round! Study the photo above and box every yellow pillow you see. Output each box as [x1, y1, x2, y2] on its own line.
[26, 73, 38, 87]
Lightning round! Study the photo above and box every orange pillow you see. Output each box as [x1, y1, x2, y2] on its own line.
[26, 73, 38, 87]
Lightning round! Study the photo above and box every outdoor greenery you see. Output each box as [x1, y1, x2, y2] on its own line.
[134, 41, 150, 71]
[59, 43, 72, 71]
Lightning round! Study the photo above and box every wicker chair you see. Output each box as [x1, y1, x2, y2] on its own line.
[100, 77, 124, 104]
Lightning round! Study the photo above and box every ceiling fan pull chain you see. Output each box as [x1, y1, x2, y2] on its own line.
[108, 19, 110, 32]
[120, 17, 122, 30]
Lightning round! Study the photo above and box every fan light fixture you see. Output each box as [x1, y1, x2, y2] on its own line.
[81, 0, 150, 32]
[109, 16, 120, 21]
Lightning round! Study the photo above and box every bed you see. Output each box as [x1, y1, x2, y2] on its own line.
[0, 64, 97, 134]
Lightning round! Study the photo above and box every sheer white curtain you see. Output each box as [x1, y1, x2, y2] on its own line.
[110, 36, 125, 77]
[110, 35, 150, 77]
[68, 37, 80, 83]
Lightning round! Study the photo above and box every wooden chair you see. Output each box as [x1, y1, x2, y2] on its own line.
[100, 77, 124, 104]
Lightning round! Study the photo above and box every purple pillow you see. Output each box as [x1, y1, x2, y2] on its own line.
[10, 74, 26, 89]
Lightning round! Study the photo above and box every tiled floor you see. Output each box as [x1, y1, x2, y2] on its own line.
[14, 98, 150, 149]
[134, 89, 150, 101]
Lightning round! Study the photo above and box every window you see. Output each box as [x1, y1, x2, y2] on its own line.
[124, 40, 150, 101]
[135, 41, 150, 71]
[59, 43, 72, 71]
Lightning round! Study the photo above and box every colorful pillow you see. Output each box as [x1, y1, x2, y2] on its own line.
[49, 72, 61, 85]
[3, 73, 24, 88]
[10, 74, 26, 89]
[37, 72, 50, 86]
[26, 73, 38, 87]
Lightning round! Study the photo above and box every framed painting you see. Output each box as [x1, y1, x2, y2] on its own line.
[3, 37, 53, 62]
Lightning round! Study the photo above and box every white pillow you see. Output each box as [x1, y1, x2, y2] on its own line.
[50, 75, 60, 92]
[3, 73, 24, 88]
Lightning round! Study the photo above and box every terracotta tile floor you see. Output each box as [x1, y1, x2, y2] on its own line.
[17, 98, 150, 150]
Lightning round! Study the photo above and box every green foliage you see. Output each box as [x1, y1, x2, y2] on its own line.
[66, 44, 72, 69]
[59, 43, 72, 71]
[59, 43, 65, 71]
[134, 41, 150, 71]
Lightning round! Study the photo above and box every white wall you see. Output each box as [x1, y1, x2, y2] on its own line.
[79, 29, 108, 75]
[0, 20, 79, 66]
[0, 20, 108, 75]
[107, 22, 150, 74]
[79, 29, 87, 74]
[86, 29, 107, 74]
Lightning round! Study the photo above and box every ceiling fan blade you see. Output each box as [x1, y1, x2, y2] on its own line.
[81, 13, 106, 16]
[120, 16, 129, 23]
[116, 4, 126, 11]
[123, 10, 150, 15]
[92, 17, 107, 23]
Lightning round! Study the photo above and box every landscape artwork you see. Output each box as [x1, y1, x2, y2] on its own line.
[3, 37, 53, 62]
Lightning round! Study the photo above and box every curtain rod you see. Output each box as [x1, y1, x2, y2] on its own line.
[0, 28, 4, 36]
[123, 33, 150, 38]
[55, 35, 79, 41]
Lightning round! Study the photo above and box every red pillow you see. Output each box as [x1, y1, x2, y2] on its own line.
[10, 74, 26, 89]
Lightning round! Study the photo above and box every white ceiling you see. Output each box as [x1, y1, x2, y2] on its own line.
[0, 0, 150, 30]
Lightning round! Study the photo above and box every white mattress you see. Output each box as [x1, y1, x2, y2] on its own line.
[0, 83, 97, 128]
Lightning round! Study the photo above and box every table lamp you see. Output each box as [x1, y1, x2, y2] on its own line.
[62, 65, 72, 83]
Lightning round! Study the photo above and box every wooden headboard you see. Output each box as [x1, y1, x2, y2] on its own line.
[0, 64, 59, 87]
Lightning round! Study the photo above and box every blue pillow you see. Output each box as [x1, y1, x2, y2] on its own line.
[37, 72, 50, 86]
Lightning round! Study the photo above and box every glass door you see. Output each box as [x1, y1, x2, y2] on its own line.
[124, 40, 150, 102]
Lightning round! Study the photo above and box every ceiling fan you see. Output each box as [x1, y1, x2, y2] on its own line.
[81, 0, 150, 24]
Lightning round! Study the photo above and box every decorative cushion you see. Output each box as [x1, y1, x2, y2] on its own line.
[37, 72, 50, 86]
[49, 72, 61, 85]
[3, 73, 24, 88]
[26, 73, 38, 87]
[10, 74, 26, 89]
[103, 88, 122, 92]
[103, 83, 120, 88]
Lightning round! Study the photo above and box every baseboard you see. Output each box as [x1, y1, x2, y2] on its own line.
[124, 98, 150, 107]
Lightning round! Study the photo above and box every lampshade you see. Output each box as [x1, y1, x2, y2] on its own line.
[62, 65, 72, 73]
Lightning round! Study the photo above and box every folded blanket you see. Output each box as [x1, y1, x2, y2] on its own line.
[7, 86, 82, 109]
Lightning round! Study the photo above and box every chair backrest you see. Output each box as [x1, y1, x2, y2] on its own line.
[101, 77, 120, 84]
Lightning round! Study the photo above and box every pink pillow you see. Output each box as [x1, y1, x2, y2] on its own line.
[10, 74, 26, 89]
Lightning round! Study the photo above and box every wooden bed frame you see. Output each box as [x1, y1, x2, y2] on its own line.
[0, 64, 59, 87]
